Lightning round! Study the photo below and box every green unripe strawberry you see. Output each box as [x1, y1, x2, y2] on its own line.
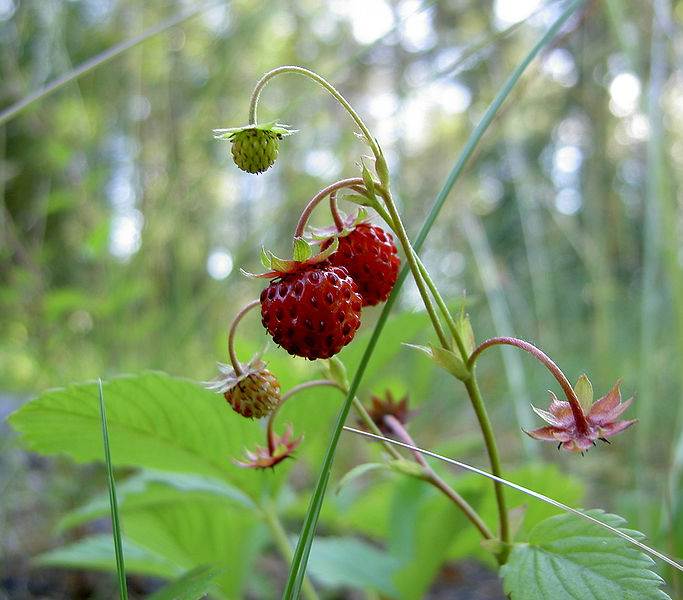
[213, 121, 297, 175]
[230, 129, 280, 174]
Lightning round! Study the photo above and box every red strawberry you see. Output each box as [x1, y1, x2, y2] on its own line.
[260, 265, 362, 360]
[323, 223, 400, 307]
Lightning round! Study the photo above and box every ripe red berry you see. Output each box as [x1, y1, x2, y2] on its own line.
[323, 224, 400, 307]
[260, 265, 363, 360]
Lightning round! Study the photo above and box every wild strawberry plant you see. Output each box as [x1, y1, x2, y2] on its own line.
[7, 0, 683, 598]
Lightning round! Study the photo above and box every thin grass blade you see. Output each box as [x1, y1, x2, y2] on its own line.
[343, 425, 683, 574]
[98, 378, 128, 600]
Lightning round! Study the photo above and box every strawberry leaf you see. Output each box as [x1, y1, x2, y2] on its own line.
[501, 510, 671, 600]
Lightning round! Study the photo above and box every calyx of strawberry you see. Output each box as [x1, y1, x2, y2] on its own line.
[212, 121, 297, 141]
[241, 236, 339, 279]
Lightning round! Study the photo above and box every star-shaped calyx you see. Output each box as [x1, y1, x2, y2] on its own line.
[526, 375, 636, 453]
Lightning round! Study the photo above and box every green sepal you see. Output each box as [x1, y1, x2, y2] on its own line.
[325, 357, 350, 392]
[387, 459, 426, 479]
[480, 538, 506, 555]
[375, 140, 390, 188]
[361, 159, 378, 201]
[573, 373, 593, 411]
[292, 237, 313, 262]
[244, 238, 340, 278]
[455, 308, 476, 357]
[212, 121, 298, 140]
[336, 462, 387, 494]
[404, 343, 471, 381]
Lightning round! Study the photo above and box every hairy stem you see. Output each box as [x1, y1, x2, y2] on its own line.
[227, 300, 260, 376]
[329, 191, 345, 232]
[249, 66, 380, 158]
[268, 380, 341, 453]
[294, 178, 364, 238]
[384, 415, 493, 540]
[468, 336, 589, 435]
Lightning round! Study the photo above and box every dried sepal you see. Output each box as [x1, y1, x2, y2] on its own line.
[526, 381, 636, 453]
[233, 424, 302, 469]
[204, 355, 280, 419]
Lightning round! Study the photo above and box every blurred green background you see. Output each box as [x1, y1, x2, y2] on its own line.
[1, 0, 683, 597]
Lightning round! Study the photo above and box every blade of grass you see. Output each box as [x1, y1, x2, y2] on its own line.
[98, 378, 128, 600]
[343, 425, 683, 573]
[283, 2, 586, 597]
[0, 0, 227, 126]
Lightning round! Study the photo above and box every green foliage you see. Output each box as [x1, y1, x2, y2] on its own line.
[35, 535, 181, 580]
[147, 565, 224, 600]
[307, 536, 401, 595]
[388, 478, 471, 600]
[501, 510, 671, 600]
[8, 372, 271, 495]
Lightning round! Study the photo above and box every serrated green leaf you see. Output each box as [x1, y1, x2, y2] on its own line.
[148, 565, 224, 600]
[292, 237, 312, 262]
[574, 373, 593, 411]
[7, 372, 267, 496]
[336, 462, 387, 493]
[403, 343, 469, 381]
[501, 510, 671, 600]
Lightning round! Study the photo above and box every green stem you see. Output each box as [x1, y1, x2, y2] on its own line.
[384, 415, 493, 540]
[261, 503, 320, 600]
[249, 66, 381, 158]
[463, 377, 509, 560]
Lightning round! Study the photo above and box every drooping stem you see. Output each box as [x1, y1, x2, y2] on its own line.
[227, 300, 260, 376]
[383, 415, 493, 540]
[268, 380, 341, 454]
[329, 191, 345, 232]
[249, 66, 381, 159]
[261, 502, 320, 600]
[294, 178, 364, 238]
[468, 336, 590, 435]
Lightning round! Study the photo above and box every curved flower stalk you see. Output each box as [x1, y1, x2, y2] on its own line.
[468, 337, 637, 453]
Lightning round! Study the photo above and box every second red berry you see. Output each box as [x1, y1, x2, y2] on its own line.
[323, 223, 401, 307]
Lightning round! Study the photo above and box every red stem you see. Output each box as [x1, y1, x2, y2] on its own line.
[267, 379, 343, 454]
[329, 191, 345, 232]
[227, 300, 260, 376]
[467, 336, 590, 436]
[294, 178, 364, 238]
